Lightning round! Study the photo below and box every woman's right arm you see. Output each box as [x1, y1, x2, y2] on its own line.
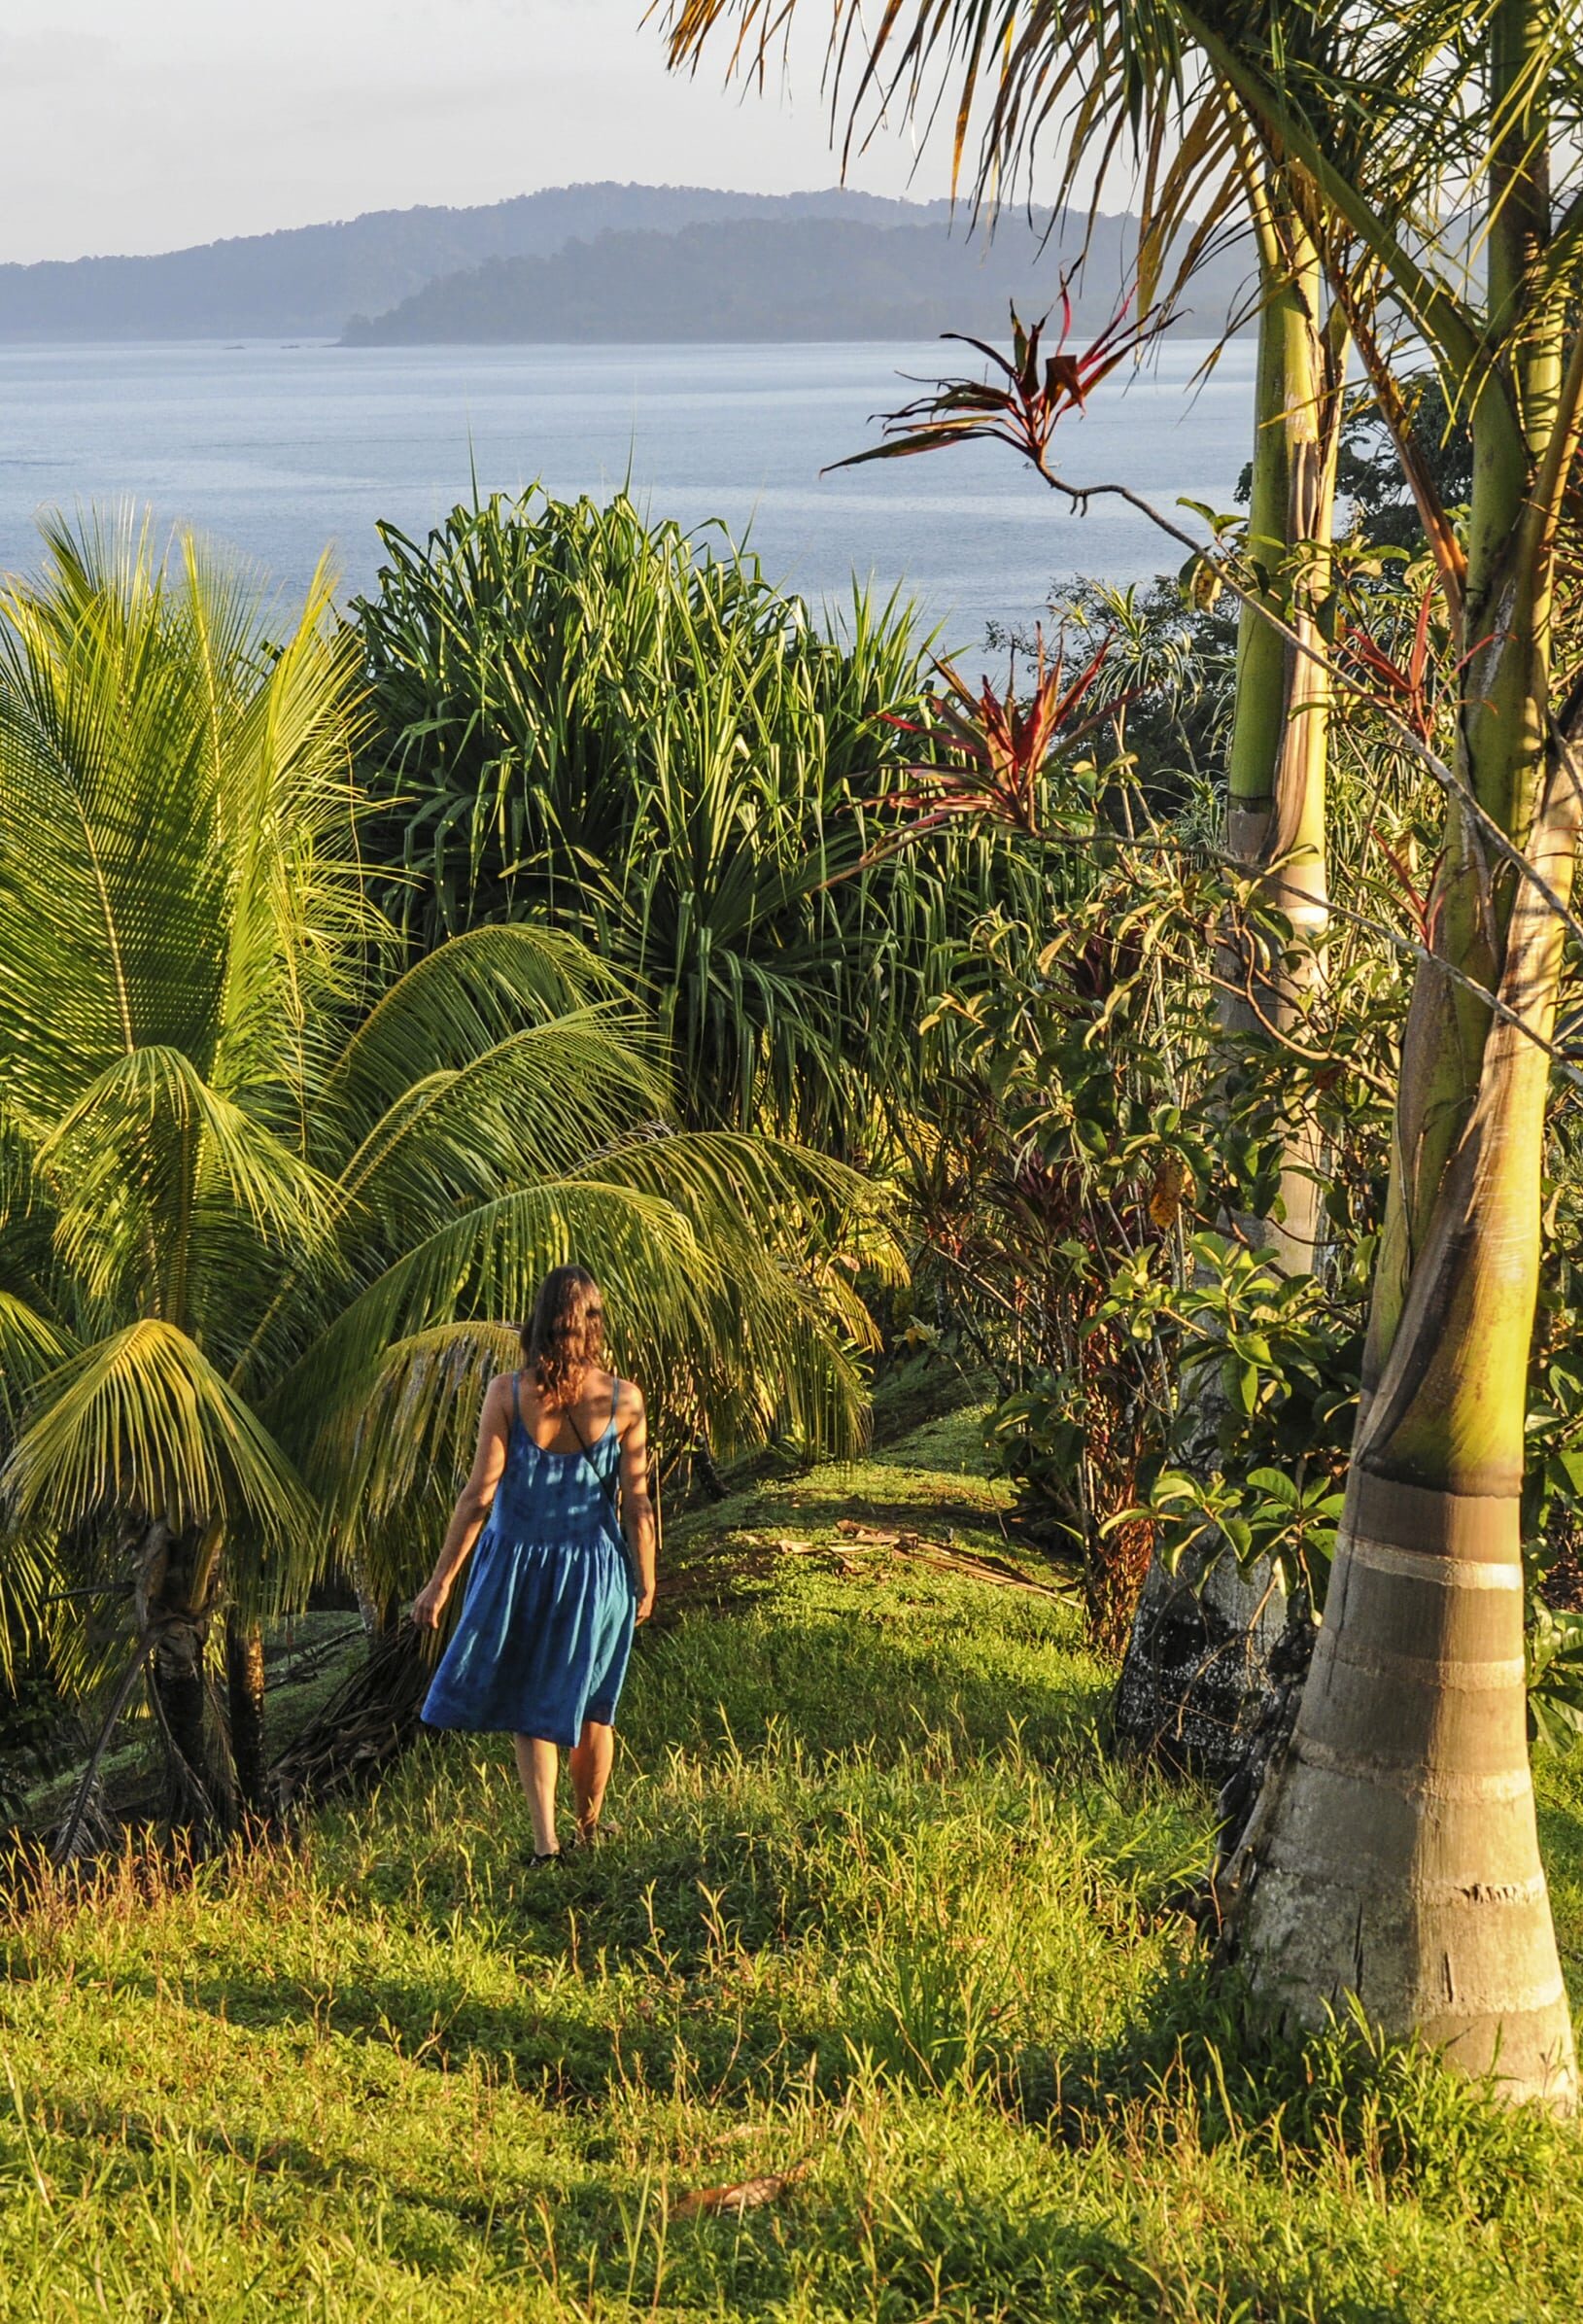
[413, 1376, 511, 1629]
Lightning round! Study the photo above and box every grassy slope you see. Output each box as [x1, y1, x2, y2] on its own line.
[3, 1405, 1582, 2320]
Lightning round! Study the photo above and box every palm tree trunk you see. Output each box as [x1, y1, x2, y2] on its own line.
[1114, 209, 1341, 1776]
[225, 1613, 268, 1816]
[1222, 802, 1578, 2096]
[149, 1613, 213, 1821]
[1223, 15, 1580, 2099]
[138, 1517, 223, 1827]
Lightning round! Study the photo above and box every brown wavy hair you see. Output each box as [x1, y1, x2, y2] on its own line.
[521, 1266, 604, 1406]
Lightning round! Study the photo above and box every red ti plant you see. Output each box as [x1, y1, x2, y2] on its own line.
[827, 292, 1165, 484]
[1335, 578, 1445, 944]
[878, 632, 1121, 841]
[1335, 579, 1438, 749]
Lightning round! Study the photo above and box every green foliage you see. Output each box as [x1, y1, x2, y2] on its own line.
[920, 546, 1439, 1641]
[1106, 1234, 1358, 1600]
[354, 487, 1019, 1139]
[1528, 1604, 1583, 1752]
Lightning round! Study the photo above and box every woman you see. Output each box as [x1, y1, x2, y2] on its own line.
[414, 1266, 657, 1861]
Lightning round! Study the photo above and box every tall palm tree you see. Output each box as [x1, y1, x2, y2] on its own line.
[663, 0, 1354, 1773]
[0, 515, 896, 1821]
[1177, 0, 1583, 2106]
[667, 0, 1583, 2099]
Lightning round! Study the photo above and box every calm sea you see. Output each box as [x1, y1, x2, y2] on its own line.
[0, 338, 1254, 649]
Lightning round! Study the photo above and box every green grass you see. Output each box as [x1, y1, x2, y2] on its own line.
[4, 1407, 1583, 2319]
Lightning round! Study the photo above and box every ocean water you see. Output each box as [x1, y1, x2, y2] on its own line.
[0, 338, 1254, 648]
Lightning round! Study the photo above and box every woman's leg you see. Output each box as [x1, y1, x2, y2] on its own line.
[512, 1733, 561, 1856]
[568, 1720, 614, 1837]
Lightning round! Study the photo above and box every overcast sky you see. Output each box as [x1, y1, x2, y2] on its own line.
[0, 1, 981, 264]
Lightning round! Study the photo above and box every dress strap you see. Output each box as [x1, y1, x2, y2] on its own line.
[610, 1378, 622, 1440]
[513, 1370, 525, 1431]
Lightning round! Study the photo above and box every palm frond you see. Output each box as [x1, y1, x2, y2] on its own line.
[269, 1178, 713, 1495]
[311, 922, 631, 1152]
[36, 1045, 333, 1309]
[328, 1010, 672, 1248]
[4, 1317, 314, 1553]
[0, 511, 371, 1146]
[0, 1291, 77, 1431]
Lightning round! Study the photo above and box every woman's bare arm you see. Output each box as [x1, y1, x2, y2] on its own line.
[618, 1383, 658, 1624]
[413, 1375, 512, 1628]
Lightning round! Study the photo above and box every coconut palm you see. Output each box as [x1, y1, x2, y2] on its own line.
[0, 514, 896, 1823]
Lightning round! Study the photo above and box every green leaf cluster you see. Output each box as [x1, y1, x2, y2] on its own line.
[354, 488, 1034, 1142]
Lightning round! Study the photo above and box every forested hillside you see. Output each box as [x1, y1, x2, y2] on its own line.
[342, 211, 1252, 343]
[0, 182, 950, 341]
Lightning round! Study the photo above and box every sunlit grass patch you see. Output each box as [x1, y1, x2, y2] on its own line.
[3, 1413, 1582, 2320]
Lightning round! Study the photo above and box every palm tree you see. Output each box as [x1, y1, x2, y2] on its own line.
[0, 514, 896, 1825]
[663, 0, 1354, 1774]
[1175, 0, 1583, 2106]
[666, 0, 1583, 2099]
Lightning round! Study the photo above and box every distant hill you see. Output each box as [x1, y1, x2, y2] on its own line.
[344, 213, 1254, 346]
[0, 184, 955, 342]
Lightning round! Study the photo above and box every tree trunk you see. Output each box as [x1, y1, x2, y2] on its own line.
[1113, 1541, 1300, 1776]
[225, 1614, 269, 1817]
[137, 1517, 223, 1828]
[1222, 646, 1580, 2102]
[148, 1611, 214, 1822]
[1223, 12, 1580, 2100]
[1114, 210, 1342, 1776]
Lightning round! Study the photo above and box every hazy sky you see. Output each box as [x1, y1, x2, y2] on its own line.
[0, 2, 972, 264]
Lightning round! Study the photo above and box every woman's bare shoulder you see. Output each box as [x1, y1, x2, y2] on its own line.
[483, 1370, 518, 1419]
[613, 1374, 646, 1431]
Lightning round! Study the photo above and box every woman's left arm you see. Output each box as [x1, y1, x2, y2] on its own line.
[618, 1385, 658, 1624]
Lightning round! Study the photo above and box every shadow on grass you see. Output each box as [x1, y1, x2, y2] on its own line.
[1007, 1951, 1573, 2227]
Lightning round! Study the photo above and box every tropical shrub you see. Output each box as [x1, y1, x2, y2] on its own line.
[353, 488, 1031, 1141]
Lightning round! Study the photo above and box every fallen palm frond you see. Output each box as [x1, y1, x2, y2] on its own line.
[265, 1621, 439, 1821]
[671, 2156, 813, 2218]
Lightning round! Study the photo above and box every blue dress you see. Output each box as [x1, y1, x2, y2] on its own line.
[422, 1374, 637, 1747]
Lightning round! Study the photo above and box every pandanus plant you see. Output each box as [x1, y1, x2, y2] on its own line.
[0, 515, 896, 1831]
[354, 488, 1020, 1148]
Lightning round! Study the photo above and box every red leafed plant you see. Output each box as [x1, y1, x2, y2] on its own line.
[879, 631, 1121, 839]
[1336, 580, 1438, 746]
[825, 290, 1166, 481]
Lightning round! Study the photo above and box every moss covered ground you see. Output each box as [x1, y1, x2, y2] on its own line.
[3, 1405, 1582, 2319]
